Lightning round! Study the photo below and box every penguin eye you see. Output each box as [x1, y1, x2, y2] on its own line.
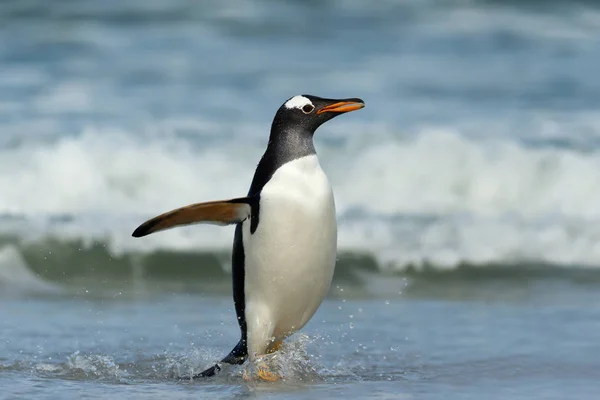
[301, 104, 315, 114]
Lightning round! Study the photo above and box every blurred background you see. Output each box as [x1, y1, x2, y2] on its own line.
[2, 0, 600, 297]
[1, 0, 600, 397]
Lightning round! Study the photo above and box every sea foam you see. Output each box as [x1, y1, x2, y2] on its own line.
[2, 126, 600, 270]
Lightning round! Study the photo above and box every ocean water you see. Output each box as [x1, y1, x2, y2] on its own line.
[1, 0, 600, 398]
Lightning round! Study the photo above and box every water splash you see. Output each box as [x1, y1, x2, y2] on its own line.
[240, 334, 320, 383]
[64, 351, 122, 381]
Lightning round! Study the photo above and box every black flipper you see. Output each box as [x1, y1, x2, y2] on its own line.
[178, 339, 248, 380]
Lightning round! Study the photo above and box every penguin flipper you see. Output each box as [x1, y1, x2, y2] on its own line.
[132, 197, 253, 238]
[178, 339, 248, 381]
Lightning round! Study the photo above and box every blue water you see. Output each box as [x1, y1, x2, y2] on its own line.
[3, 290, 600, 399]
[1, 0, 600, 398]
[3, 0, 600, 269]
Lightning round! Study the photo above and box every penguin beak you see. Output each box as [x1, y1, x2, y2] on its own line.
[316, 99, 365, 114]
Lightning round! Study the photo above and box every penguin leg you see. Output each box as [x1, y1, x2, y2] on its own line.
[266, 339, 283, 354]
[246, 302, 275, 361]
[245, 303, 282, 382]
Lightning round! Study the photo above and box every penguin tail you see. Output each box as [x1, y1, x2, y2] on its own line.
[178, 339, 248, 381]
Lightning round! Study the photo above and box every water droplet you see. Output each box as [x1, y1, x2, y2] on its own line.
[349, 314, 354, 319]
[385, 300, 390, 305]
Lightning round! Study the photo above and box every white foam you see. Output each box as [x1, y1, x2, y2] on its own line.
[0, 128, 254, 215]
[330, 128, 600, 219]
[3, 126, 600, 269]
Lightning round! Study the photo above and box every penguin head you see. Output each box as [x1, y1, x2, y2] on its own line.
[272, 95, 365, 134]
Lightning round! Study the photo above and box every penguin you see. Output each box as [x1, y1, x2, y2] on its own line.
[132, 95, 364, 380]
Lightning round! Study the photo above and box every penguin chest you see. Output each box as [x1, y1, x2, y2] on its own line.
[243, 155, 337, 337]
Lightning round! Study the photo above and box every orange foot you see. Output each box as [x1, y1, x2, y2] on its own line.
[257, 365, 280, 382]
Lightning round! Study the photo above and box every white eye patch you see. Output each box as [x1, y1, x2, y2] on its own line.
[284, 95, 313, 110]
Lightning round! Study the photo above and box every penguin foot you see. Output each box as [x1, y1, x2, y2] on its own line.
[256, 365, 280, 381]
[243, 354, 281, 382]
[242, 364, 280, 381]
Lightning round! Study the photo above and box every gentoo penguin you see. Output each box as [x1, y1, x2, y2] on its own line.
[132, 95, 364, 380]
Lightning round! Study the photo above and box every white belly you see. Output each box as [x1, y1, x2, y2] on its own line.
[242, 155, 337, 357]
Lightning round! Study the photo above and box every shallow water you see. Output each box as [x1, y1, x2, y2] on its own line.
[2, 0, 600, 398]
[2, 288, 600, 399]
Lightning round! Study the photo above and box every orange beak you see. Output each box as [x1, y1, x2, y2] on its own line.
[316, 100, 365, 114]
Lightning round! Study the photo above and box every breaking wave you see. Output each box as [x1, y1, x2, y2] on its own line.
[2, 233, 600, 301]
[2, 126, 600, 273]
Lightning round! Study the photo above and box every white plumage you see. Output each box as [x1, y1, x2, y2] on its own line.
[283, 95, 314, 110]
[241, 154, 337, 360]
